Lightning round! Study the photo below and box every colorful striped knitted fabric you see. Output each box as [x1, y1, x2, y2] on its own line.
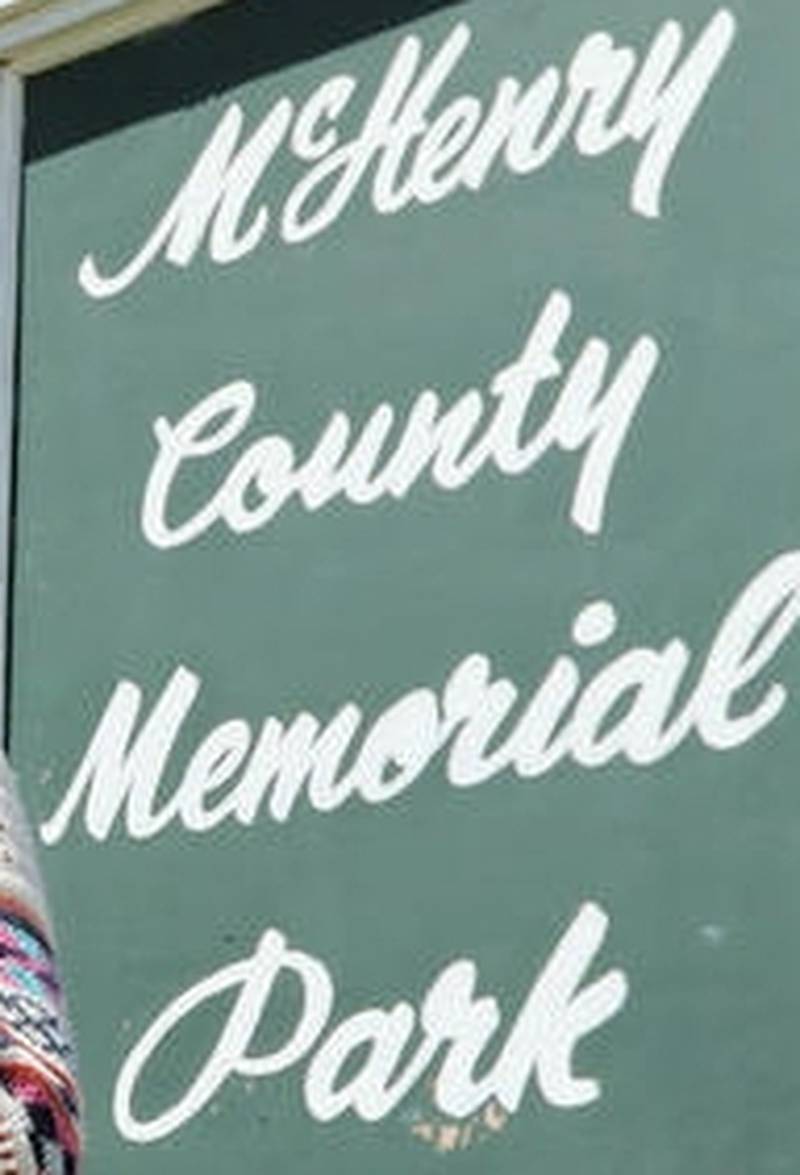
[0, 759, 81, 1174]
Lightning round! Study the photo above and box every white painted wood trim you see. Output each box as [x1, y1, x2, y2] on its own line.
[0, 0, 143, 40]
[0, 0, 227, 74]
[0, 68, 21, 746]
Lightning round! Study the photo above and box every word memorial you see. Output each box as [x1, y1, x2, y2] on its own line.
[13, 1, 800, 1173]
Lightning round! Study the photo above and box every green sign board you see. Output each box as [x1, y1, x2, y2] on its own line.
[10, 1, 800, 1171]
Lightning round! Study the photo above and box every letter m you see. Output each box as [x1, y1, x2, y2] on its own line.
[78, 99, 293, 299]
[40, 667, 199, 844]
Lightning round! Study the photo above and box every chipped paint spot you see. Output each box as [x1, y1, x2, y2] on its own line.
[699, 923, 727, 946]
[409, 1081, 509, 1153]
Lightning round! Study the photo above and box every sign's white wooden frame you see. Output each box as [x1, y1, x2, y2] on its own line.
[0, 0, 228, 740]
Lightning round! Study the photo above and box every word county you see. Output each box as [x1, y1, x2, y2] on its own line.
[141, 288, 658, 546]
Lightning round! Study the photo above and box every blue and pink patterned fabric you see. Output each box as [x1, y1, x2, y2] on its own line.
[0, 763, 81, 1174]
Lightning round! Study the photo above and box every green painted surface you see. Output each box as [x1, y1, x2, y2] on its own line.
[10, 1, 800, 1171]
